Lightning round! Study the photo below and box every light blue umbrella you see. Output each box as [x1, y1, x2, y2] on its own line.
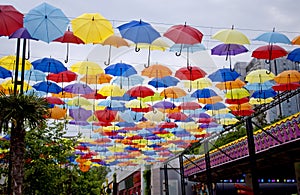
[111, 74, 144, 87]
[24, 2, 69, 43]
[98, 100, 125, 111]
[245, 80, 274, 91]
[253, 28, 291, 44]
[148, 76, 180, 89]
[24, 69, 46, 82]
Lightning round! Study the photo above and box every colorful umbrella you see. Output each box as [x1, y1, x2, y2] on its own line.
[208, 68, 240, 82]
[160, 86, 187, 99]
[185, 77, 212, 89]
[67, 97, 92, 107]
[225, 88, 250, 99]
[0, 66, 12, 79]
[141, 64, 172, 78]
[32, 81, 62, 94]
[178, 102, 201, 110]
[71, 13, 114, 44]
[198, 95, 223, 104]
[24, 2, 69, 43]
[215, 79, 245, 90]
[46, 96, 65, 105]
[251, 89, 277, 99]
[148, 76, 180, 89]
[273, 70, 300, 84]
[64, 83, 94, 95]
[252, 45, 288, 61]
[24, 69, 46, 82]
[126, 86, 155, 98]
[253, 29, 291, 44]
[153, 101, 176, 109]
[0, 5, 23, 36]
[100, 35, 130, 65]
[244, 80, 274, 91]
[98, 84, 125, 97]
[0, 55, 32, 71]
[53, 29, 85, 63]
[104, 62, 137, 77]
[80, 73, 112, 85]
[287, 48, 300, 62]
[111, 75, 144, 88]
[32, 58, 67, 73]
[46, 106, 67, 120]
[191, 88, 218, 98]
[163, 23, 203, 45]
[175, 66, 206, 81]
[70, 61, 104, 75]
[272, 83, 300, 91]
[245, 69, 275, 83]
[211, 26, 250, 45]
[47, 70, 77, 83]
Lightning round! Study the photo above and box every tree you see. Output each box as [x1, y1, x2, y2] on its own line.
[0, 92, 49, 195]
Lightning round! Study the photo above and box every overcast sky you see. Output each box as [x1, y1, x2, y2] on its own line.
[1, 0, 300, 71]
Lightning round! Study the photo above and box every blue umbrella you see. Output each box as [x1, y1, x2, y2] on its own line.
[287, 48, 300, 62]
[208, 68, 240, 82]
[104, 62, 137, 77]
[203, 102, 227, 110]
[117, 20, 161, 45]
[191, 88, 218, 98]
[24, 2, 69, 43]
[0, 66, 12, 79]
[148, 76, 180, 89]
[32, 58, 67, 73]
[111, 75, 144, 87]
[245, 80, 274, 91]
[251, 89, 277, 99]
[253, 29, 291, 44]
[32, 81, 62, 94]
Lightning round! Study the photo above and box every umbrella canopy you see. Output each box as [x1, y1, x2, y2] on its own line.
[272, 83, 300, 91]
[71, 13, 114, 44]
[211, 43, 248, 56]
[46, 96, 65, 105]
[287, 48, 300, 62]
[160, 87, 187, 99]
[0, 66, 12, 79]
[111, 75, 144, 87]
[117, 20, 161, 45]
[252, 45, 288, 60]
[47, 70, 77, 83]
[105, 62, 137, 77]
[186, 78, 213, 89]
[245, 69, 275, 83]
[251, 89, 277, 99]
[153, 101, 176, 109]
[53, 29, 85, 63]
[70, 61, 104, 75]
[32, 81, 62, 94]
[100, 35, 130, 65]
[24, 69, 46, 82]
[225, 88, 250, 99]
[208, 68, 240, 82]
[253, 29, 291, 44]
[148, 76, 180, 89]
[178, 102, 201, 110]
[274, 70, 300, 84]
[141, 64, 172, 78]
[211, 27, 250, 45]
[191, 88, 218, 98]
[175, 66, 206, 81]
[24, 2, 69, 43]
[80, 73, 112, 84]
[0, 55, 32, 71]
[163, 23, 203, 45]
[98, 84, 125, 97]
[0, 5, 23, 36]
[9, 27, 38, 40]
[215, 79, 245, 90]
[244, 80, 274, 91]
[126, 86, 155, 98]
[47, 106, 67, 120]
[64, 83, 94, 95]
[32, 58, 67, 73]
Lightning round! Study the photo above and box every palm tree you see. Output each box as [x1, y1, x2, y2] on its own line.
[0, 92, 49, 195]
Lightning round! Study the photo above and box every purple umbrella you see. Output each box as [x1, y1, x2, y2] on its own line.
[153, 101, 175, 109]
[211, 43, 248, 70]
[64, 83, 94, 95]
[9, 27, 38, 40]
[69, 107, 92, 121]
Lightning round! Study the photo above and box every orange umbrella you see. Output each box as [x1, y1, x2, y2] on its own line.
[228, 102, 252, 111]
[46, 106, 67, 120]
[215, 79, 246, 90]
[80, 73, 112, 84]
[141, 63, 172, 78]
[160, 86, 187, 99]
[198, 96, 223, 104]
[52, 91, 77, 98]
[274, 70, 300, 84]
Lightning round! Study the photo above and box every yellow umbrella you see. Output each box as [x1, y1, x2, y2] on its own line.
[125, 99, 149, 109]
[211, 27, 250, 45]
[1, 80, 32, 91]
[136, 38, 170, 51]
[249, 97, 274, 105]
[245, 69, 275, 83]
[0, 55, 32, 71]
[185, 77, 213, 89]
[52, 92, 77, 98]
[98, 84, 125, 97]
[67, 97, 92, 106]
[225, 88, 250, 99]
[71, 13, 114, 44]
[70, 61, 104, 75]
[144, 110, 165, 122]
[139, 92, 164, 102]
[206, 108, 230, 115]
[219, 118, 239, 125]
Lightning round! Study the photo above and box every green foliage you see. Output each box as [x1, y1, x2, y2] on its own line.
[143, 169, 151, 195]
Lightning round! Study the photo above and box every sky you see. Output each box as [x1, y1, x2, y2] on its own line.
[1, 0, 300, 72]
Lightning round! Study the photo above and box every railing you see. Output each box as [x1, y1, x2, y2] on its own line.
[183, 112, 300, 177]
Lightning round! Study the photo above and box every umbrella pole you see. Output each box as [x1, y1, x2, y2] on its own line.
[20, 39, 27, 94]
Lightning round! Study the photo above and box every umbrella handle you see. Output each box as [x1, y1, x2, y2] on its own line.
[104, 45, 112, 66]
[64, 43, 69, 63]
[25, 39, 30, 60]
[175, 50, 182, 56]
[265, 59, 271, 64]
[135, 45, 140, 52]
[144, 63, 150, 68]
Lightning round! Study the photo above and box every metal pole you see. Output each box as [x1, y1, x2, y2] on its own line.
[164, 164, 169, 195]
[13, 38, 21, 95]
[20, 39, 27, 94]
[245, 117, 260, 195]
[179, 155, 186, 195]
[204, 141, 213, 195]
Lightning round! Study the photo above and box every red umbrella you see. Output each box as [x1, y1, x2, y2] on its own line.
[175, 66, 206, 81]
[272, 83, 300, 91]
[158, 121, 178, 129]
[80, 91, 107, 99]
[0, 5, 23, 36]
[167, 112, 188, 121]
[47, 70, 78, 83]
[251, 45, 287, 61]
[163, 23, 203, 45]
[45, 96, 65, 105]
[53, 29, 85, 63]
[178, 102, 202, 110]
[94, 109, 118, 123]
[126, 86, 155, 98]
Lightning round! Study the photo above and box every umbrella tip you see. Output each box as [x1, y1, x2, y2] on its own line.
[272, 27, 275, 32]
[231, 25, 234, 30]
